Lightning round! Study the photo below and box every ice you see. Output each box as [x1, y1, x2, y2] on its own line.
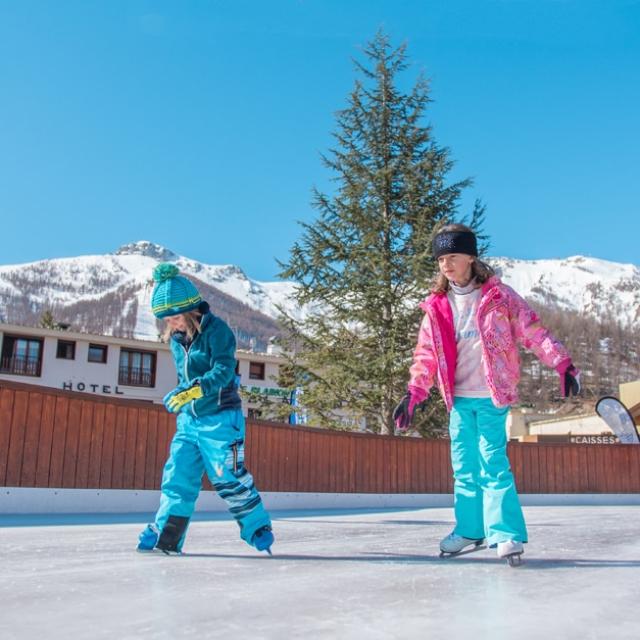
[1, 505, 639, 639]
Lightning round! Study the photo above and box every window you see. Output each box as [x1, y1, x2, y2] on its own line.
[0, 335, 43, 377]
[118, 349, 157, 387]
[249, 361, 265, 380]
[56, 340, 76, 360]
[88, 343, 108, 364]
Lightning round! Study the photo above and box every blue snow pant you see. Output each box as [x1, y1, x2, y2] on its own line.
[154, 408, 271, 551]
[449, 397, 528, 546]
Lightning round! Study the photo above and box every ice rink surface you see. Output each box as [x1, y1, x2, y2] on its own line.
[1, 505, 639, 640]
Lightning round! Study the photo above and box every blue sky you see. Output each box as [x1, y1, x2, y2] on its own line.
[1, 1, 638, 280]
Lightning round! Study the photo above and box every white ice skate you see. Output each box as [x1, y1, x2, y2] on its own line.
[496, 540, 524, 567]
[439, 532, 485, 558]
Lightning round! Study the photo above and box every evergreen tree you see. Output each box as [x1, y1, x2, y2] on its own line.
[278, 31, 481, 435]
[39, 309, 57, 330]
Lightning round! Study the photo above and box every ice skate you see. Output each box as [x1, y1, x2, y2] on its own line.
[154, 515, 189, 555]
[137, 524, 183, 555]
[439, 532, 485, 558]
[496, 540, 524, 566]
[251, 526, 274, 555]
[156, 547, 183, 556]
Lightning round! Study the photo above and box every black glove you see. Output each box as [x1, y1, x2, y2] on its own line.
[393, 390, 426, 431]
[558, 364, 581, 397]
[393, 394, 412, 431]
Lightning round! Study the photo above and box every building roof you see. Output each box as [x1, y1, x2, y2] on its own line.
[528, 412, 597, 426]
[0, 322, 286, 361]
[0, 322, 168, 350]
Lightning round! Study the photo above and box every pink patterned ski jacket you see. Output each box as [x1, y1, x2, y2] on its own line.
[408, 276, 572, 411]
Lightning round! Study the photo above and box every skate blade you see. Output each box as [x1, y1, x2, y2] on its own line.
[137, 547, 182, 556]
[439, 542, 486, 558]
[505, 553, 523, 567]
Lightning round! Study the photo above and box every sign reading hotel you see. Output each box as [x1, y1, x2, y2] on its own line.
[62, 381, 125, 395]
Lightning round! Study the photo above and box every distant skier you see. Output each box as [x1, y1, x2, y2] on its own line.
[137, 263, 274, 555]
[393, 224, 580, 566]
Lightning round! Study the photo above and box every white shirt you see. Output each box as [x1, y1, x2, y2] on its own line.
[447, 282, 491, 398]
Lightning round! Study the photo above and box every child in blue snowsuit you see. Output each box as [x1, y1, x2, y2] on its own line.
[137, 263, 274, 554]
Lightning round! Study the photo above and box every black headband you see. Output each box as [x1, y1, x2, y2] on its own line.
[432, 231, 478, 259]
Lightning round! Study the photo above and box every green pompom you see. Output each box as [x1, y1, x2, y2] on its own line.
[153, 262, 180, 282]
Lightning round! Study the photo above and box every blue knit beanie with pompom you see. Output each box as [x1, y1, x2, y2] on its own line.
[151, 263, 202, 318]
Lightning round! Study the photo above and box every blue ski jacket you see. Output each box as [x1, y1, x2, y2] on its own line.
[169, 303, 242, 417]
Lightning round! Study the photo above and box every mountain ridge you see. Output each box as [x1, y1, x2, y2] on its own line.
[0, 242, 638, 350]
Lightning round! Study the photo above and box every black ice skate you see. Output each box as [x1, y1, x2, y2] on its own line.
[154, 515, 189, 555]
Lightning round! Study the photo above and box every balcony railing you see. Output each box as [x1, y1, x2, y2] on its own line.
[118, 367, 154, 387]
[0, 356, 41, 377]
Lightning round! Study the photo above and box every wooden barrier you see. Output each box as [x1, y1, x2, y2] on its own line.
[1, 380, 639, 493]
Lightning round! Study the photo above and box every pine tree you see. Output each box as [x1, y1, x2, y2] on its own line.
[278, 31, 480, 435]
[39, 309, 57, 330]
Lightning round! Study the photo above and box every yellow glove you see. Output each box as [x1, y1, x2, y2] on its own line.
[165, 384, 203, 413]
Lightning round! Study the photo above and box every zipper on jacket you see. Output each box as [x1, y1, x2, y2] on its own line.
[180, 344, 190, 383]
[426, 309, 453, 410]
[231, 442, 239, 474]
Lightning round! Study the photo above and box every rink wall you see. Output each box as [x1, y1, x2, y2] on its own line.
[2, 380, 640, 498]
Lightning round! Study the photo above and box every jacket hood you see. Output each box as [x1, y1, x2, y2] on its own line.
[419, 275, 503, 312]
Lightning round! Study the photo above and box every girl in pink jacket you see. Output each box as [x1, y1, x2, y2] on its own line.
[393, 224, 580, 565]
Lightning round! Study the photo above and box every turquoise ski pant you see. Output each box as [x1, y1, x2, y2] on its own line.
[449, 397, 527, 546]
[154, 408, 271, 550]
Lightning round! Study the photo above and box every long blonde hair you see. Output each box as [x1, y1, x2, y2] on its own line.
[431, 223, 495, 294]
[161, 310, 203, 342]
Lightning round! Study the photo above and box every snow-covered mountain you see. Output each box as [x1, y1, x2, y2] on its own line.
[0, 241, 301, 346]
[491, 256, 640, 327]
[112, 241, 303, 325]
[0, 243, 638, 347]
